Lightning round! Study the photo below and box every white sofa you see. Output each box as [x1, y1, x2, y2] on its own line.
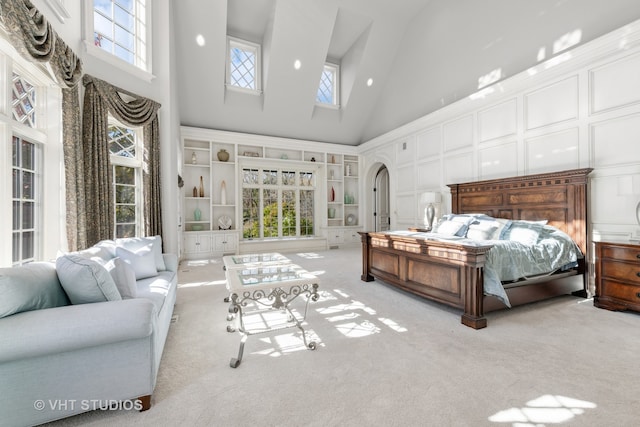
[0, 236, 177, 427]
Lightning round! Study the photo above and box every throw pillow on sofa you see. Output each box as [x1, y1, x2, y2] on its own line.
[115, 245, 158, 280]
[104, 257, 137, 299]
[116, 236, 166, 271]
[0, 262, 70, 318]
[56, 254, 122, 304]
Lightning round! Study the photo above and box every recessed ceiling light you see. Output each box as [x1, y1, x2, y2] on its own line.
[366, 78, 373, 87]
[196, 34, 205, 47]
[294, 59, 302, 70]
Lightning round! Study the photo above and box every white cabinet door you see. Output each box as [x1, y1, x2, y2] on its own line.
[327, 230, 344, 245]
[184, 232, 211, 255]
[213, 232, 238, 254]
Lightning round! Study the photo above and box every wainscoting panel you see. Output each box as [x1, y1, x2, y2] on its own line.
[591, 113, 640, 168]
[396, 137, 415, 165]
[525, 76, 579, 130]
[417, 160, 441, 189]
[416, 127, 440, 159]
[396, 194, 416, 222]
[396, 164, 416, 191]
[525, 128, 580, 173]
[478, 98, 518, 142]
[478, 141, 518, 180]
[590, 52, 640, 115]
[443, 115, 474, 152]
[444, 152, 474, 185]
[590, 173, 639, 225]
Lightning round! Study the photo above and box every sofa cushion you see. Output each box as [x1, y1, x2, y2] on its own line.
[56, 254, 122, 304]
[115, 245, 158, 280]
[116, 236, 166, 271]
[104, 257, 137, 299]
[0, 262, 70, 318]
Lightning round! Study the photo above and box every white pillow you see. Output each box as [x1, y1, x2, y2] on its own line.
[466, 223, 498, 240]
[104, 257, 137, 299]
[115, 245, 158, 280]
[116, 236, 166, 271]
[435, 221, 465, 236]
[56, 254, 122, 304]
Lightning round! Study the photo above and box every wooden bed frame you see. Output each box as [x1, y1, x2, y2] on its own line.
[359, 168, 593, 329]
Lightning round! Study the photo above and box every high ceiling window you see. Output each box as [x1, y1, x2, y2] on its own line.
[227, 36, 261, 93]
[87, 0, 151, 75]
[317, 63, 339, 107]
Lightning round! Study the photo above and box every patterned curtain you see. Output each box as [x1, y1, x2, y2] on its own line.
[0, 0, 85, 249]
[82, 75, 163, 247]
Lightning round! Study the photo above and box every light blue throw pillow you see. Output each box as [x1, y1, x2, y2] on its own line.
[56, 254, 122, 304]
[0, 262, 70, 318]
[116, 236, 166, 271]
[115, 245, 158, 280]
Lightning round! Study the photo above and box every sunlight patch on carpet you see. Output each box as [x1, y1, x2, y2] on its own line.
[335, 320, 380, 338]
[488, 394, 596, 424]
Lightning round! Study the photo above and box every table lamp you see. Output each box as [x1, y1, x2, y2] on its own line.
[421, 192, 441, 230]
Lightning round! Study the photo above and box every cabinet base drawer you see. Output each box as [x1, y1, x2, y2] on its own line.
[595, 279, 640, 312]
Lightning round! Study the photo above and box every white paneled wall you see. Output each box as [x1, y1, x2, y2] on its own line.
[360, 19, 640, 242]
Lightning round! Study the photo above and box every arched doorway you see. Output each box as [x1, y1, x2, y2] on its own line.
[374, 165, 390, 231]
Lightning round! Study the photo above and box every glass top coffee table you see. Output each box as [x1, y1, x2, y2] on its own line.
[224, 260, 319, 368]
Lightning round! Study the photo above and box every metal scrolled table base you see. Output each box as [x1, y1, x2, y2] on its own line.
[226, 283, 319, 368]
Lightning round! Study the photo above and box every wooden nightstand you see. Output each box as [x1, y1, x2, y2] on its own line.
[594, 241, 640, 313]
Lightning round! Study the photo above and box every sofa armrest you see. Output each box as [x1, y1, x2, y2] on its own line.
[162, 253, 178, 272]
[0, 298, 155, 363]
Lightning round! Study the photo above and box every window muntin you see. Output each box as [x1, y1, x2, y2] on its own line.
[12, 72, 36, 128]
[90, 0, 149, 72]
[317, 63, 339, 107]
[227, 37, 261, 93]
[241, 167, 314, 239]
[12, 136, 40, 265]
[108, 121, 142, 238]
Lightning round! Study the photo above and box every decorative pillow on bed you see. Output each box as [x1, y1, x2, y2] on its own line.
[501, 220, 547, 245]
[436, 214, 475, 237]
[466, 222, 498, 240]
[435, 220, 466, 236]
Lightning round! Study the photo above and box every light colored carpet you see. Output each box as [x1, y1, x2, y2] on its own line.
[43, 246, 640, 426]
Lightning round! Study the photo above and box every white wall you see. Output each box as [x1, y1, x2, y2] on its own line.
[359, 19, 640, 244]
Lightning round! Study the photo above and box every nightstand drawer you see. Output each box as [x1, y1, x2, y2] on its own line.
[601, 245, 640, 263]
[601, 260, 640, 285]
[600, 279, 640, 303]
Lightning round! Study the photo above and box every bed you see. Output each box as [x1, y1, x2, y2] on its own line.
[359, 168, 593, 329]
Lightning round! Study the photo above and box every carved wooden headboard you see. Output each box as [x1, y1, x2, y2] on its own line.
[447, 168, 593, 256]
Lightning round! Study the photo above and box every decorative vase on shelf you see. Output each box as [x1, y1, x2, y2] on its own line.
[217, 149, 229, 162]
[199, 176, 205, 197]
[221, 180, 227, 205]
[192, 186, 198, 197]
[194, 206, 201, 221]
[330, 186, 335, 202]
[191, 151, 197, 164]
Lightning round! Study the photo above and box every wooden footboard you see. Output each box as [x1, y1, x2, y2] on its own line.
[360, 232, 493, 329]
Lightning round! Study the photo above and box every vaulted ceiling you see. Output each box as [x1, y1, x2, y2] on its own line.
[173, 0, 640, 146]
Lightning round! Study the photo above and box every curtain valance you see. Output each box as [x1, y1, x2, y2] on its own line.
[0, 0, 82, 88]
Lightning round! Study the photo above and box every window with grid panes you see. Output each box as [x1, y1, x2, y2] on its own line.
[317, 63, 339, 106]
[241, 167, 314, 239]
[108, 121, 142, 238]
[12, 137, 40, 265]
[227, 37, 261, 92]
[90, 0, 150, 71]
[12, 72, 36, 128]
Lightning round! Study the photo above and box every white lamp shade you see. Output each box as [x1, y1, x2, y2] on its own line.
[420, 192, 441, 204]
